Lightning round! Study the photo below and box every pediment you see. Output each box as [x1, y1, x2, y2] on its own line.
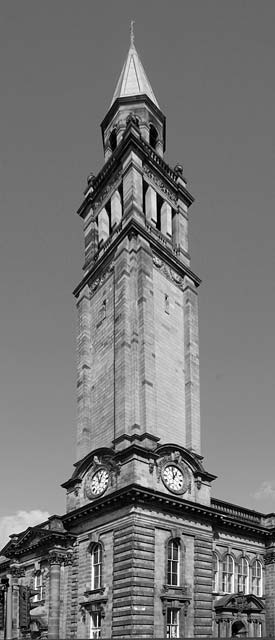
[154, 443, 217, 483]
[1, 523, 75, 559]
[62, 447, 115, 490]
[215, 593, 264, 613]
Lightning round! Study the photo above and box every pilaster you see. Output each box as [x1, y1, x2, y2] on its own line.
[76, 285, 92, 460]
[136, 236, 157, 436]
[183, 276, 201, 454]
[264, 546, 275, 637]
[113, 236, 132, 443]
[122, 148, 143, 221]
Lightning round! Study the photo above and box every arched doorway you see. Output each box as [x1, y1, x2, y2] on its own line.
[231, 620, 247, 637]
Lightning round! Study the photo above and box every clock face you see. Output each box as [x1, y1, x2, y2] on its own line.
[89, 468, 109, 497]
[161, 464, 185, 494]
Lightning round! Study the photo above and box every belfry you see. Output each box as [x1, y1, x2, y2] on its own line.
[1, 31, 275, 640]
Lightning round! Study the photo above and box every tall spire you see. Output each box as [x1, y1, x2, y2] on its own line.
[130, 19, 135, 47]
[110, 25, 159, 108]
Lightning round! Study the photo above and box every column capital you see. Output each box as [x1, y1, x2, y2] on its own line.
[265, 550, 275, 565]
[10, 563, 25, 577]
[48, 548, 67, 566]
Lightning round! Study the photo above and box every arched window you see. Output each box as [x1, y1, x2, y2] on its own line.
[222, 554, 234, 593]
[149, 123, 158, 149]
[237, 557, 249, 593]
[109, 129, 117, 152]
[91, 543, 103, 590]
[167, 539, 180, 586]
[213, 552, 219, 592]
[252, 560, 263, 596]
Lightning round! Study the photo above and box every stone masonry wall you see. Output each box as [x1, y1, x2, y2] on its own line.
[112, 515, 155, 638]
[193, 532, 213, 637]
[153, 267, 186, 447]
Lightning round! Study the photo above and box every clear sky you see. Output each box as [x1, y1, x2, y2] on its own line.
[0, 0, 275, 545]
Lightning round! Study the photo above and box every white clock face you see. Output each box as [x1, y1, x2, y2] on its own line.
[162, 464, 185, 493]
[90, 468, 109, 496]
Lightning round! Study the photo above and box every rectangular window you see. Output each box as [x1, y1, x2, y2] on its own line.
[252, 561, 262, 597]
[167, 540, 180, 587]
[90, 612, 101, 639]
[166, 608, 179, 638]
[213, 554, 219, 592]
[222, 555, 234, 593]
[91, 544, 102, 590]
[33, 573, 43, 602]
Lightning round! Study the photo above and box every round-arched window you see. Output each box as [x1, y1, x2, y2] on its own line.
[149, 124, 158, 149]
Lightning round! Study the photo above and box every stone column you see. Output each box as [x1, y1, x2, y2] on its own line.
[9, 564, 25, 640]
[5, 573, 12, 640]
[48, 550, 65, 640]
[122, 149, 143, 222]
[62, 552, 74, 640]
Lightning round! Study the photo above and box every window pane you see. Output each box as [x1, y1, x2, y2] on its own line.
[222, 555, 234, 593]
[90, 612, 101, 639]
[167, 541, 180, 586]
[92, 544, 102, 590]
[166, 608, 179, 638]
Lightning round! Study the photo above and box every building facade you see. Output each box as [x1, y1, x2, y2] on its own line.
[1, 36, 275, 639]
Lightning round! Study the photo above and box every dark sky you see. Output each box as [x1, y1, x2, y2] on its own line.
[0, 0, 275, 543]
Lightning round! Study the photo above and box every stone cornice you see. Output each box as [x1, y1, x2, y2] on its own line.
[211, 497, 263, 526]
[61, 483, 272, 540]
[73, 217, 201, 299]
[1, 528, 76, 560]
[77, 124, 192, 220]
[100, 94, 166, 149]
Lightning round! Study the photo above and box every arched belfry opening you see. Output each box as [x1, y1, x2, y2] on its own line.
[109, 128, 117, 152]
[149, 123, 158, 149]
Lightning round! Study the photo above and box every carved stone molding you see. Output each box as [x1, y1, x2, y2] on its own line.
[160, 585, 191, 616]
[143, 164, 177, 205]
[10, 564, 25, 578]
[84, 454, 121, 500]
[64, 551, 74, 566]
[156, 451, 192, 496]
[80, 588, 108, 622]
[48, 550, 67, 566]
[88, 261, 115, 295]
[152, 254, 191, 292]
[265, 551, 275, 565]
[92, 170, 122, 215]
[126, 112, 140, 128]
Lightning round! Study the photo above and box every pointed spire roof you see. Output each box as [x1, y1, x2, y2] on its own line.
[110, 24, 159, 108]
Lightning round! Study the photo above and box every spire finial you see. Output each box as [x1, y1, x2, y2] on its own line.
[130, 20, 135, 47]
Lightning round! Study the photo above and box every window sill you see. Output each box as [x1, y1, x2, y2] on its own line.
[31, 599, 45, 607]
[84, 587, 105, 597]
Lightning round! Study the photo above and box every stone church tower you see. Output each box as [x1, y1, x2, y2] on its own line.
[74, 34, 201, 463]
[61, 32, 216, 638]
[0, 33, 273, 640]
